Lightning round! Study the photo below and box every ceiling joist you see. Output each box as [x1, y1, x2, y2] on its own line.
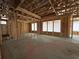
[17, 13, 38, 21]
[16, 7, 41, 19]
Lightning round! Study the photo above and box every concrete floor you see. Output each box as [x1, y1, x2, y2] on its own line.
[72, 35, 79, 40]
[1, 33, 79, 59]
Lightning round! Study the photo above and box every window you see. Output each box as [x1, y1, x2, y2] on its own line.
[0, 21, 7, 24]
[42, 20, 61, 32]
[48, 21, 53, 32]
[35, 23, 37, 31]
[73, 21, 79, 31]
[32, 23, 35, 31]
[54, 20, 61, 32]
[31, 23, 37, 31]
[42, 22, 48, 31]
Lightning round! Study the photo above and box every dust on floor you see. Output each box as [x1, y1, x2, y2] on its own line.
[1, 34, 79, 59]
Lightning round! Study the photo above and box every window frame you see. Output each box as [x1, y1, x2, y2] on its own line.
[54, 20, 61, 32]
[0, 20, 7, 25]
[31, 23, 37, 31]
[42, 21, 48, 31]
[42, 20, 61, 33]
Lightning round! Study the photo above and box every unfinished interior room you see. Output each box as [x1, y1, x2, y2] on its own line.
[0, 0, 79, 59]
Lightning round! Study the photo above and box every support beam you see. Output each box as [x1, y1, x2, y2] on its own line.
[17, 19, 31, 23]
[17, 14, 38, 21]
[48, 0, 58, 16]
[16, 7, 41, 19]
[16, 0, 25, 8]
[31, 1, 49, 12]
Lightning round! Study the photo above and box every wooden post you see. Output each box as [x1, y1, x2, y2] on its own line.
[0, 16, 2, 59]
[71, 16, 74, 39]
[52, 20, 54, 36]
[0, 17, 2, 45]
[14, 12, 18, 40]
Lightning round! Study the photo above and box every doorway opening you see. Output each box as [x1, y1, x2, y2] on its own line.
[70, 17, 79, 40]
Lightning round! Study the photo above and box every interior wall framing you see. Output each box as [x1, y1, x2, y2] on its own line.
[30, 15, 71, 38]
[7, 19, 30, 40]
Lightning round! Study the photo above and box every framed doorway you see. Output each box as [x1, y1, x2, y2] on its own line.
[70, 17, 79, 40]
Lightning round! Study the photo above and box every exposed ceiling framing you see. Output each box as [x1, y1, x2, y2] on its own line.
[1, 0, 79, 21]
[17, 0, 79, 17]
[16, 7, 41, 19]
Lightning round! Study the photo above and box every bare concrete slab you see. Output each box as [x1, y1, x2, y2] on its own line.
[1, 34, 79, 59]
